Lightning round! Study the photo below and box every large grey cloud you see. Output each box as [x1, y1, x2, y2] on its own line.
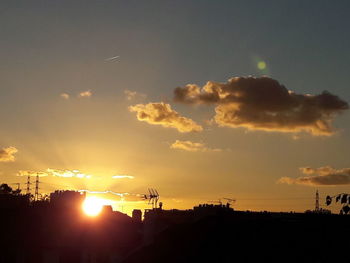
[278, 166, 350, 186]
[174, 77, 348, 135]
[129, 102, 203, 133]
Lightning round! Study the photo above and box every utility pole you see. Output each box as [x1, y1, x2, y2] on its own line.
[34, 174, 39, 201]
[315, 190, 320, 212]
[26, 175, 31, 195]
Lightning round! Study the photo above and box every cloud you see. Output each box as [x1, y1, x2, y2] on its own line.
[104, 55, 120, 62]
[47, 168, 92, 178]
[78, 90, 92, 98]
[0, 147, 18, 162]
[112, 175, 134, 179]
[170, 140, 222, 152]
[124, 90, 146, 101]
[60, 93, 70, 99]
[79, 189, 128, 198]
[17, 170, 48, 177]
[174, 76, 348, 135]
[278, 166, 350, 186]
[17, 168, 91, 178]
[129, 102, 203, 133]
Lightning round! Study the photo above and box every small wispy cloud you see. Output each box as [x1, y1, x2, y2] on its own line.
[171, 198, 183, 203]
[112, 175, 134, 179]
[17, 168, 92, 178]
[47, 168, 92, 178]
[79, 189, 128, 197]
[124, 90, 146, 101]
[170, 140, 222, 152]
[78, 90, 92, 98]
[0, 147, 18, 162]
[18, 170, 48, 177]
[60, 93, 70, 99]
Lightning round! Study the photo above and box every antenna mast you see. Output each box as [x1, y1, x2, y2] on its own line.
[144, 188, 160, 209]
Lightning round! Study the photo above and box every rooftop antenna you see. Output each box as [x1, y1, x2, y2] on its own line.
[144, 188, 160, 209]
[150, 189, 156, 209]
[154, 189, 160, 208]
[223, 198, 236, 208]
[148, 189, 153, 208]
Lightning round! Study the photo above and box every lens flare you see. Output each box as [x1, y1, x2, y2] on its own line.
[257, 61, 266, 70]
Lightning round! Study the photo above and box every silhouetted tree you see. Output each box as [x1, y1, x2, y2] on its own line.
[326, 193, 350, 214]
[0, 183, 21, 195]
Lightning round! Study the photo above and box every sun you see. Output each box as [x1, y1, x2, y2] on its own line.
[82, 197, 104, 217]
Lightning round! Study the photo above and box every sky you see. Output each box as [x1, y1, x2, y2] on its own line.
[1, 0, 350, 215]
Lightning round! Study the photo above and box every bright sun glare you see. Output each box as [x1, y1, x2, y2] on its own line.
[82, 197, 105, 217]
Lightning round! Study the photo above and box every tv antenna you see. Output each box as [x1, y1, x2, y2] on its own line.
[142, 188, 160, 209]
[222, 198, 236, 208]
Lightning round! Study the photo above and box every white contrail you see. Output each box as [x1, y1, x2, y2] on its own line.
[104, 55, 120, 62]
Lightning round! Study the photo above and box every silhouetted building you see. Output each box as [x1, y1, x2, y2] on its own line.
[101, 204, 113, 214]
[49, 190, 86, 209]
[124, 210, 350, 263]
[132, 209, 142, 222]
[143, 203, 234, 244]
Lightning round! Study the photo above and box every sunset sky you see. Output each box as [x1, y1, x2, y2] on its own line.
[1, 1, 350, 215]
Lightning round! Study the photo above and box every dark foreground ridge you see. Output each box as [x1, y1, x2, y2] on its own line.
[0, 187, 349, 263]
